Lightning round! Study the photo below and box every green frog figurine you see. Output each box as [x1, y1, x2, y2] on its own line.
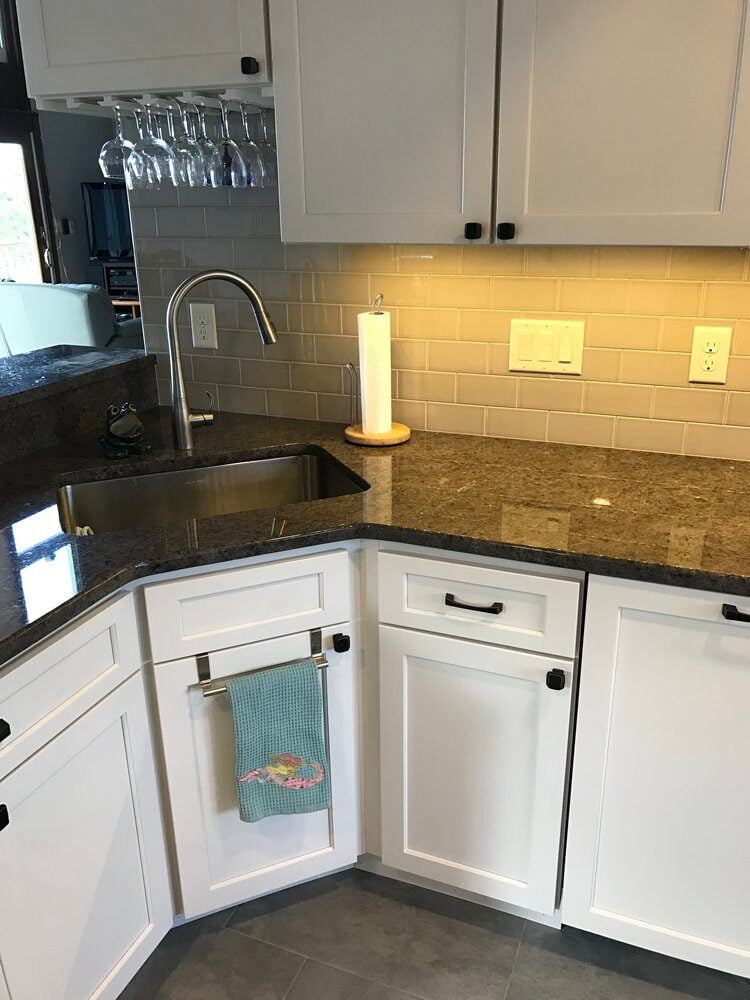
[99, 402, 152, 460]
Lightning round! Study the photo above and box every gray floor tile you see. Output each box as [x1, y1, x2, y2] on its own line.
[227, 870, 525, 1000]
[506, 922, 750, 1000]
[119, 917, 304, 1000]
[287, 960, 419, 999]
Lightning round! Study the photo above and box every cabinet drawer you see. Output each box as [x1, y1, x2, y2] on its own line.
[144, 550, 351, 663]
[378, 551, 580, 657]
[0, 593, 141, 777]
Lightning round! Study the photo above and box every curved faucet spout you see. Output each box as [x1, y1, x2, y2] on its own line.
[165, 269, 278, 452]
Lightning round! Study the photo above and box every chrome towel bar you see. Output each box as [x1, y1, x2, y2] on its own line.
[197, 627, 329, 698]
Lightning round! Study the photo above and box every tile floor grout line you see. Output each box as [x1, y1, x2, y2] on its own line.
[223, 924, 432, 1000]
[501, 918, 528, 1000]
[281, 956, 308, 1000]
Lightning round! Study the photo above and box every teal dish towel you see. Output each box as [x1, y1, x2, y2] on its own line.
[226, 659, 331, 824]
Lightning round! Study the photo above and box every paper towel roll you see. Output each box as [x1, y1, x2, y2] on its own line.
[357, 308, 392, 435]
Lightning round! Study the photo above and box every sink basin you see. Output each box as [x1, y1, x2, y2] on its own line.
[57, 448, 368, 535]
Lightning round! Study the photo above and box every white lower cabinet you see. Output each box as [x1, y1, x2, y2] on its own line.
[0, 672, 171, 1000]
[154, 626, 360, 919]
[563, 576, 750, 977]
[379, 626, 572, 914]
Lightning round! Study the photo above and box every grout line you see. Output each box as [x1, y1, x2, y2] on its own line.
[281, 957, 307, 1000]
[501, 920, 528, 1000]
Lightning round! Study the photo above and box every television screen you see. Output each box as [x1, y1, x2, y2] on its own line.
[81, 182, 133, 262]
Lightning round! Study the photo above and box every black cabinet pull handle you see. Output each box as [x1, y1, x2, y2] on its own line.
[464, 222, 483, 240]
[445, 593, 503, 615]
[0, 719, 10, 743]
[0, 805, 8, 832]
[546, 669, 566, 691]
[722, 603, 750, 623]
[240, 56, 260, 75]
[497, 222, 516, 241]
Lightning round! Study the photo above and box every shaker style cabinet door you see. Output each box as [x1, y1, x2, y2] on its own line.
[563, 576, 750, 978]
[496, 0, 750, 244]
[15, 0, 269, 98]
[270, 0, 499, 243]
[379, 626, 572, 914]
[153, 627, 360, 920]
[0, 673, 171, 1000]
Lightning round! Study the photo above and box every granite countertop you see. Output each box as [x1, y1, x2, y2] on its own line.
[1, 405, 749, 668]
[0, 345, 155, 411]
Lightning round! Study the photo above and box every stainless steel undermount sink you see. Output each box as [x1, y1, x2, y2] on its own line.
[57, 449, 369, 535]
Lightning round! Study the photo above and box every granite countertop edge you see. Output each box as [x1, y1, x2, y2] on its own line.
[0, 350, 156, 411]
[3, 519, 748, 671]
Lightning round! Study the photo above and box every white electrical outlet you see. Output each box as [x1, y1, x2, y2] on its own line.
[689, 325, 732, 384]
[190, 302, 218, 350]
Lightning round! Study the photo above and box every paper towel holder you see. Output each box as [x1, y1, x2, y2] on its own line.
[344, 294, 410, 447]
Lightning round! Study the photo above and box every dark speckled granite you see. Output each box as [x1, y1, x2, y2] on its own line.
[0, 345, 153, 409]
[0, 347, 157, 463]
[1, 406, 749, 668]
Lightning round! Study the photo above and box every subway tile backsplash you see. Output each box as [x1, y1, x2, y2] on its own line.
[130, 187, 750, 460]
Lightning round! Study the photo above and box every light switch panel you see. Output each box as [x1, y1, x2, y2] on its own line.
[509, 319, 584, 375]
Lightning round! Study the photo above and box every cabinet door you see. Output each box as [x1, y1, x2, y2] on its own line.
[15, 0, 268, 98]
[564, 576, 750, 977]
[154, 626, 360, 919]
[497, 0, 750, 244]
[270, 0, 499, 243]
[379, 626, 572, 913]
[0, 674, 171, 1000]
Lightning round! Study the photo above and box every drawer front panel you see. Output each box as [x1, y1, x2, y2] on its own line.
[0, 593, 141, 776]
[378, 551, 579, 657]
[144, 550, 351, 663]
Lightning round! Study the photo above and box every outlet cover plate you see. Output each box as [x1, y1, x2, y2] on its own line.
[689, 325, 732, 384]
[509, 319, 584, 375]
[190, 302, 218, 350]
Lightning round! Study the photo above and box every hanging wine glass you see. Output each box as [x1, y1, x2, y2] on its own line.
[216, 98, 248, 188]
[195, 105, 223, 188]
[238, 104, 265, 188]
[98, 107, 136, 188]
[169, 100, 206, 187]
[256, 107, 278, 187]
[131, 105, 177, 189]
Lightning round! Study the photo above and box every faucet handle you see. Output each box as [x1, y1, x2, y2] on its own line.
[188, 392, 215, 428]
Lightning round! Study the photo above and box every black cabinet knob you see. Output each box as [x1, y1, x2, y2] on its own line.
[0, 805, 8, 832]
[332, 633, 351, 653]
[546, 668, 566, 691]
[241, 56, 260, 75]
[497, 222, 516, 241]
[0, 719, 10, 743]
[464, 222, 483, 240]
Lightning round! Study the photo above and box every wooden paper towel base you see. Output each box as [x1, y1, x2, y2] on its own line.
[344, 422, 411, 446]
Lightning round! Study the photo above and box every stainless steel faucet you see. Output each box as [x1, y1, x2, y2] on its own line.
[165, 269, 278, 452]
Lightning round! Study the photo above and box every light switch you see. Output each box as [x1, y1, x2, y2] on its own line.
[538, 331, 554, 361]
[509, 319, 584, 375]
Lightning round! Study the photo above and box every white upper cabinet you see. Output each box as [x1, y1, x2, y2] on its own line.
[270, 0, 499, 243]
[15, 0, 269, 98]
[496, 0, 750, 244]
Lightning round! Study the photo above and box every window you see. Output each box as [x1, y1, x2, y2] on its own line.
[0, 142, 44, 281]
[0, 0, 56, 283]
